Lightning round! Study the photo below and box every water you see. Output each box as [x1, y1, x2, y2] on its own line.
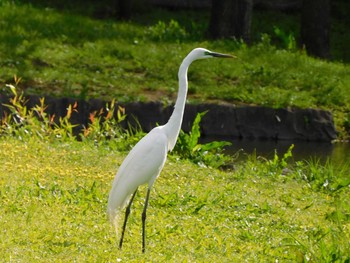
[202, 136, 350, 166]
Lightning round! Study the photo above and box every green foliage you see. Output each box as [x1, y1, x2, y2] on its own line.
[80, 100, 145, 151]
[343, 112, 350, 133]
[1, 85, 145, 151]
[146, 20, 188, 42]
[293, 158, 350, 193]
[265, 144, 294, 175]
[1, 85, 230, 166]
[1, 83, 77, 141]
[273, 26, 297, 51]
[173, 111, 232, 168]
[1, 85, 229, 169]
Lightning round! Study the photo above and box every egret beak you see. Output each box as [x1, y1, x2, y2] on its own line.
[209, 52, 236, 58]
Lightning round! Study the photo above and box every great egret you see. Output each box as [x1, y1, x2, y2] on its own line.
[107, 48, 234, 253]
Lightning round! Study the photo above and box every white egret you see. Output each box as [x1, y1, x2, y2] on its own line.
[107, 48, 234, 253]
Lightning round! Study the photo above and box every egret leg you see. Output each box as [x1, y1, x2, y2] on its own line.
[142, 188, 151, 253]
[119, 188, 138, 250]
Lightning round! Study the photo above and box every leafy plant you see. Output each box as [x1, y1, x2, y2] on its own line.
[273, 26, 297, 51]
[293, 158, 350, 193]
[146, 19, 188, 42]
[1, 84, 144, 150]
[1, 84, 77, 141]
[173, 111, 232, 168]
[344, 112, 350, 134]
[81, 99, 145, 151]
[263, 144, 294, 176]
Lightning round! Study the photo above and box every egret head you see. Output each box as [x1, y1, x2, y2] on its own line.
[189, 48, 235, 61]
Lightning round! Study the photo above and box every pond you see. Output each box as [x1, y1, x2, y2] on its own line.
[202, 136, 350, 167]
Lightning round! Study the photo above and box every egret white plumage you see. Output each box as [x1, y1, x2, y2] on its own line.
[107, 48, 234, 252]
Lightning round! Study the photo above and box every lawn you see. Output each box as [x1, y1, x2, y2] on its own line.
[1, 136, 349, 262]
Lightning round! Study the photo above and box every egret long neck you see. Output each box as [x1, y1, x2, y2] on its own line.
[164, 58, 190, 151]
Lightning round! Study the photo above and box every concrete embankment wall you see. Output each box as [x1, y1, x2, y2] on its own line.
[0, 95, 337, 142]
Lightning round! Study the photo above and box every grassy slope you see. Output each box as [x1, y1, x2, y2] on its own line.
[0, 2, 349, 137]
[1, 137, 349, 262]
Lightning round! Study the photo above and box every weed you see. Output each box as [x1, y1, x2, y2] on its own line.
[1, 85, 232, 168]
[293, 158, 350, 193]
[1, 84, 148, 152]
[273, 26, 297, 51]
[146, 20, 188, 42]
[266, 144, 294, 175]
[173, 111, 231, 168]
[1, 84, 76, 141]
[81, 99, 145, 151]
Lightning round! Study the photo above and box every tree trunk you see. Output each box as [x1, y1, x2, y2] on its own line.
[208, 0, 253, 43]
[301, 0, 330, 59]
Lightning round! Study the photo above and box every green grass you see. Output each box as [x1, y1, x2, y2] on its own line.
[1, 136, 349, 262]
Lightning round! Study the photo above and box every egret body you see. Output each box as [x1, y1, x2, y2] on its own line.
[107, 48, 233, 252]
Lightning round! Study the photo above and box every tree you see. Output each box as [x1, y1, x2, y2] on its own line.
[300, 0, 330, 59]
[208, 0, 253, 43]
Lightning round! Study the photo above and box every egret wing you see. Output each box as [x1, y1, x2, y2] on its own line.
[107, 127, 168, 219]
